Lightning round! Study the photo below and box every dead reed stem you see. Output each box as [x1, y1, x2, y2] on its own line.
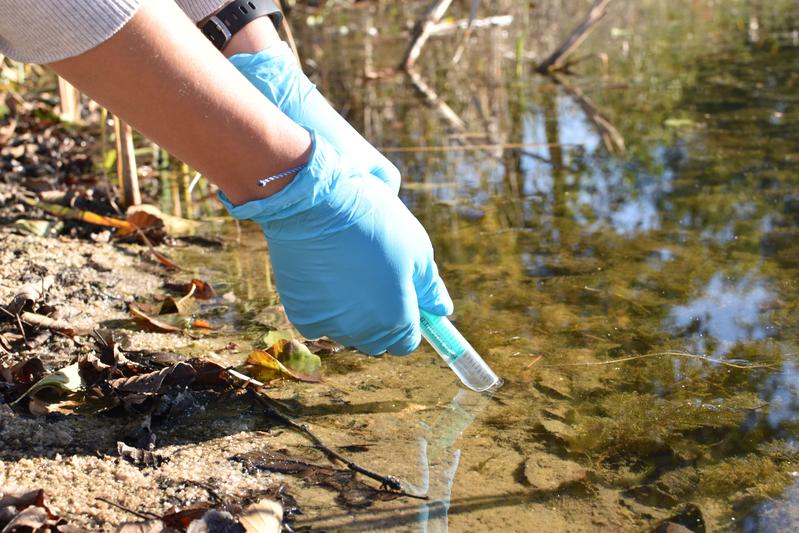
[113, 117, 141, 208]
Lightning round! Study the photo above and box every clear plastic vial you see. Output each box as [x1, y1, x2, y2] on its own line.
[419, 309, 502, 393]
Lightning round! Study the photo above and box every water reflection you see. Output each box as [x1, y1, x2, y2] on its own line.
[408, 389, 494, 533]
[669, 273, 773, 355]
[166, 1, 799, 529]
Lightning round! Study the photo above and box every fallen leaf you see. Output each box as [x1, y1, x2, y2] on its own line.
[28, 397, 82, 416]
[109, 362, 196, 394]
[161, 503, 213, 529]
[245, 339, 321, 383]
[11, 363, 83, 406]
[0, 358, 45, 387]
[12, 218, 63, 237]
[258, 330, 292, 349]
[239, 499, 282, 533]
[123, 204, 201, 237]
[159, 284, 196, 315]
[130, 305, 183, 333]
[7, 276, 54, 314]
[185, 510, 240, 533]
[117, 441, 166, 468]
[118, 209, 164, 238]
[188, 279, 216, 300]
[304, 338, 341, 356]
[21, 311, 86, 336]
[2, 505, 49, 530]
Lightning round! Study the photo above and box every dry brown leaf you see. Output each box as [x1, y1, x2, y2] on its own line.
[239, 499, 282, 533]
[188, 279, 215, 300]
[21, 311, 86, 336]
[130, 305, 183, 333]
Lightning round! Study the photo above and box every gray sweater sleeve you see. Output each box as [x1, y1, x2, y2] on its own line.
[0, 0, 227, 64]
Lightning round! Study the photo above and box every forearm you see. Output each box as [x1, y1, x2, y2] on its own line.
[49, 0, 310, 204]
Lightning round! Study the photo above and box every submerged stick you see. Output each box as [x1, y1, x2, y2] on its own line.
[248, 390, 407, 492]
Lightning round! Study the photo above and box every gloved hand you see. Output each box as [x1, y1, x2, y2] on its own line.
[229, 41, 401, 194]
[219, 131, 453, 355]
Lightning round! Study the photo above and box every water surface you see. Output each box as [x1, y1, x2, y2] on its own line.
[175, 2, 799, 530]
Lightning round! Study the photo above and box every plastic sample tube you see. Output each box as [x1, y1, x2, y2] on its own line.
[419, 309, 502, 392]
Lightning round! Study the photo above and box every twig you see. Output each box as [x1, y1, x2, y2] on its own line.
[20, 311, 84, 336]
[247, 388, 406, 493]
[541, 351, 776, 370]
[405, 68, 466, 131]
[96, 496, 159, 520]
[428, 15, 514, 38]
[536, 0, 613, 73]
[15, 313, 27, 343]
[402, 0, 454, 70]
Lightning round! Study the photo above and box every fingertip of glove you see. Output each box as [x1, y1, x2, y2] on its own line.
[419, 286, 454, 317]
[371, 165, 401, 195]
[386, 327, 421, 356]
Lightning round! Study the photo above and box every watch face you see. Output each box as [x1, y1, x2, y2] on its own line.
[201, 18, 231, 49]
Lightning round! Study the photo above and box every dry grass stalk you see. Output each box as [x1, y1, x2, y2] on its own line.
[56, 77, 81, 124]
[113, 116, 141, 208]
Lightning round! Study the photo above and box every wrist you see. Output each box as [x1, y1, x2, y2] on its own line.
[222, 15, 283, 58]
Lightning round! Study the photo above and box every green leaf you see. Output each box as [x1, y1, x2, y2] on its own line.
[258, 330, 293, 348]
[245, 339, 321, 383]
[12, 363, 83, 406]
[13, 219, 63, 237]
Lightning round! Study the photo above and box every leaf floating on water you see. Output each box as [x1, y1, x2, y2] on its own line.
[130, 305, 183, 333]
[188, 279, 216, 300]
[159, 283, 196, 315]
[246, 339, 321, 383]
[129, 305, 214, 334]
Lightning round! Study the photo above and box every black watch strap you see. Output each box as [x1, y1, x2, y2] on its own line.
[200, 0, 284, 51]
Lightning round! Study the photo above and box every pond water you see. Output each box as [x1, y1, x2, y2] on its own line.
[172, 1, 799, 531]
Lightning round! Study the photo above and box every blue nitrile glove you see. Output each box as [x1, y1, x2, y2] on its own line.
[229, 41, 401, 195]
[219, 131, 453, 356]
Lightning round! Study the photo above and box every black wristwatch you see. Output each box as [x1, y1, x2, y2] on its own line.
[200, 0, 284, 51]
